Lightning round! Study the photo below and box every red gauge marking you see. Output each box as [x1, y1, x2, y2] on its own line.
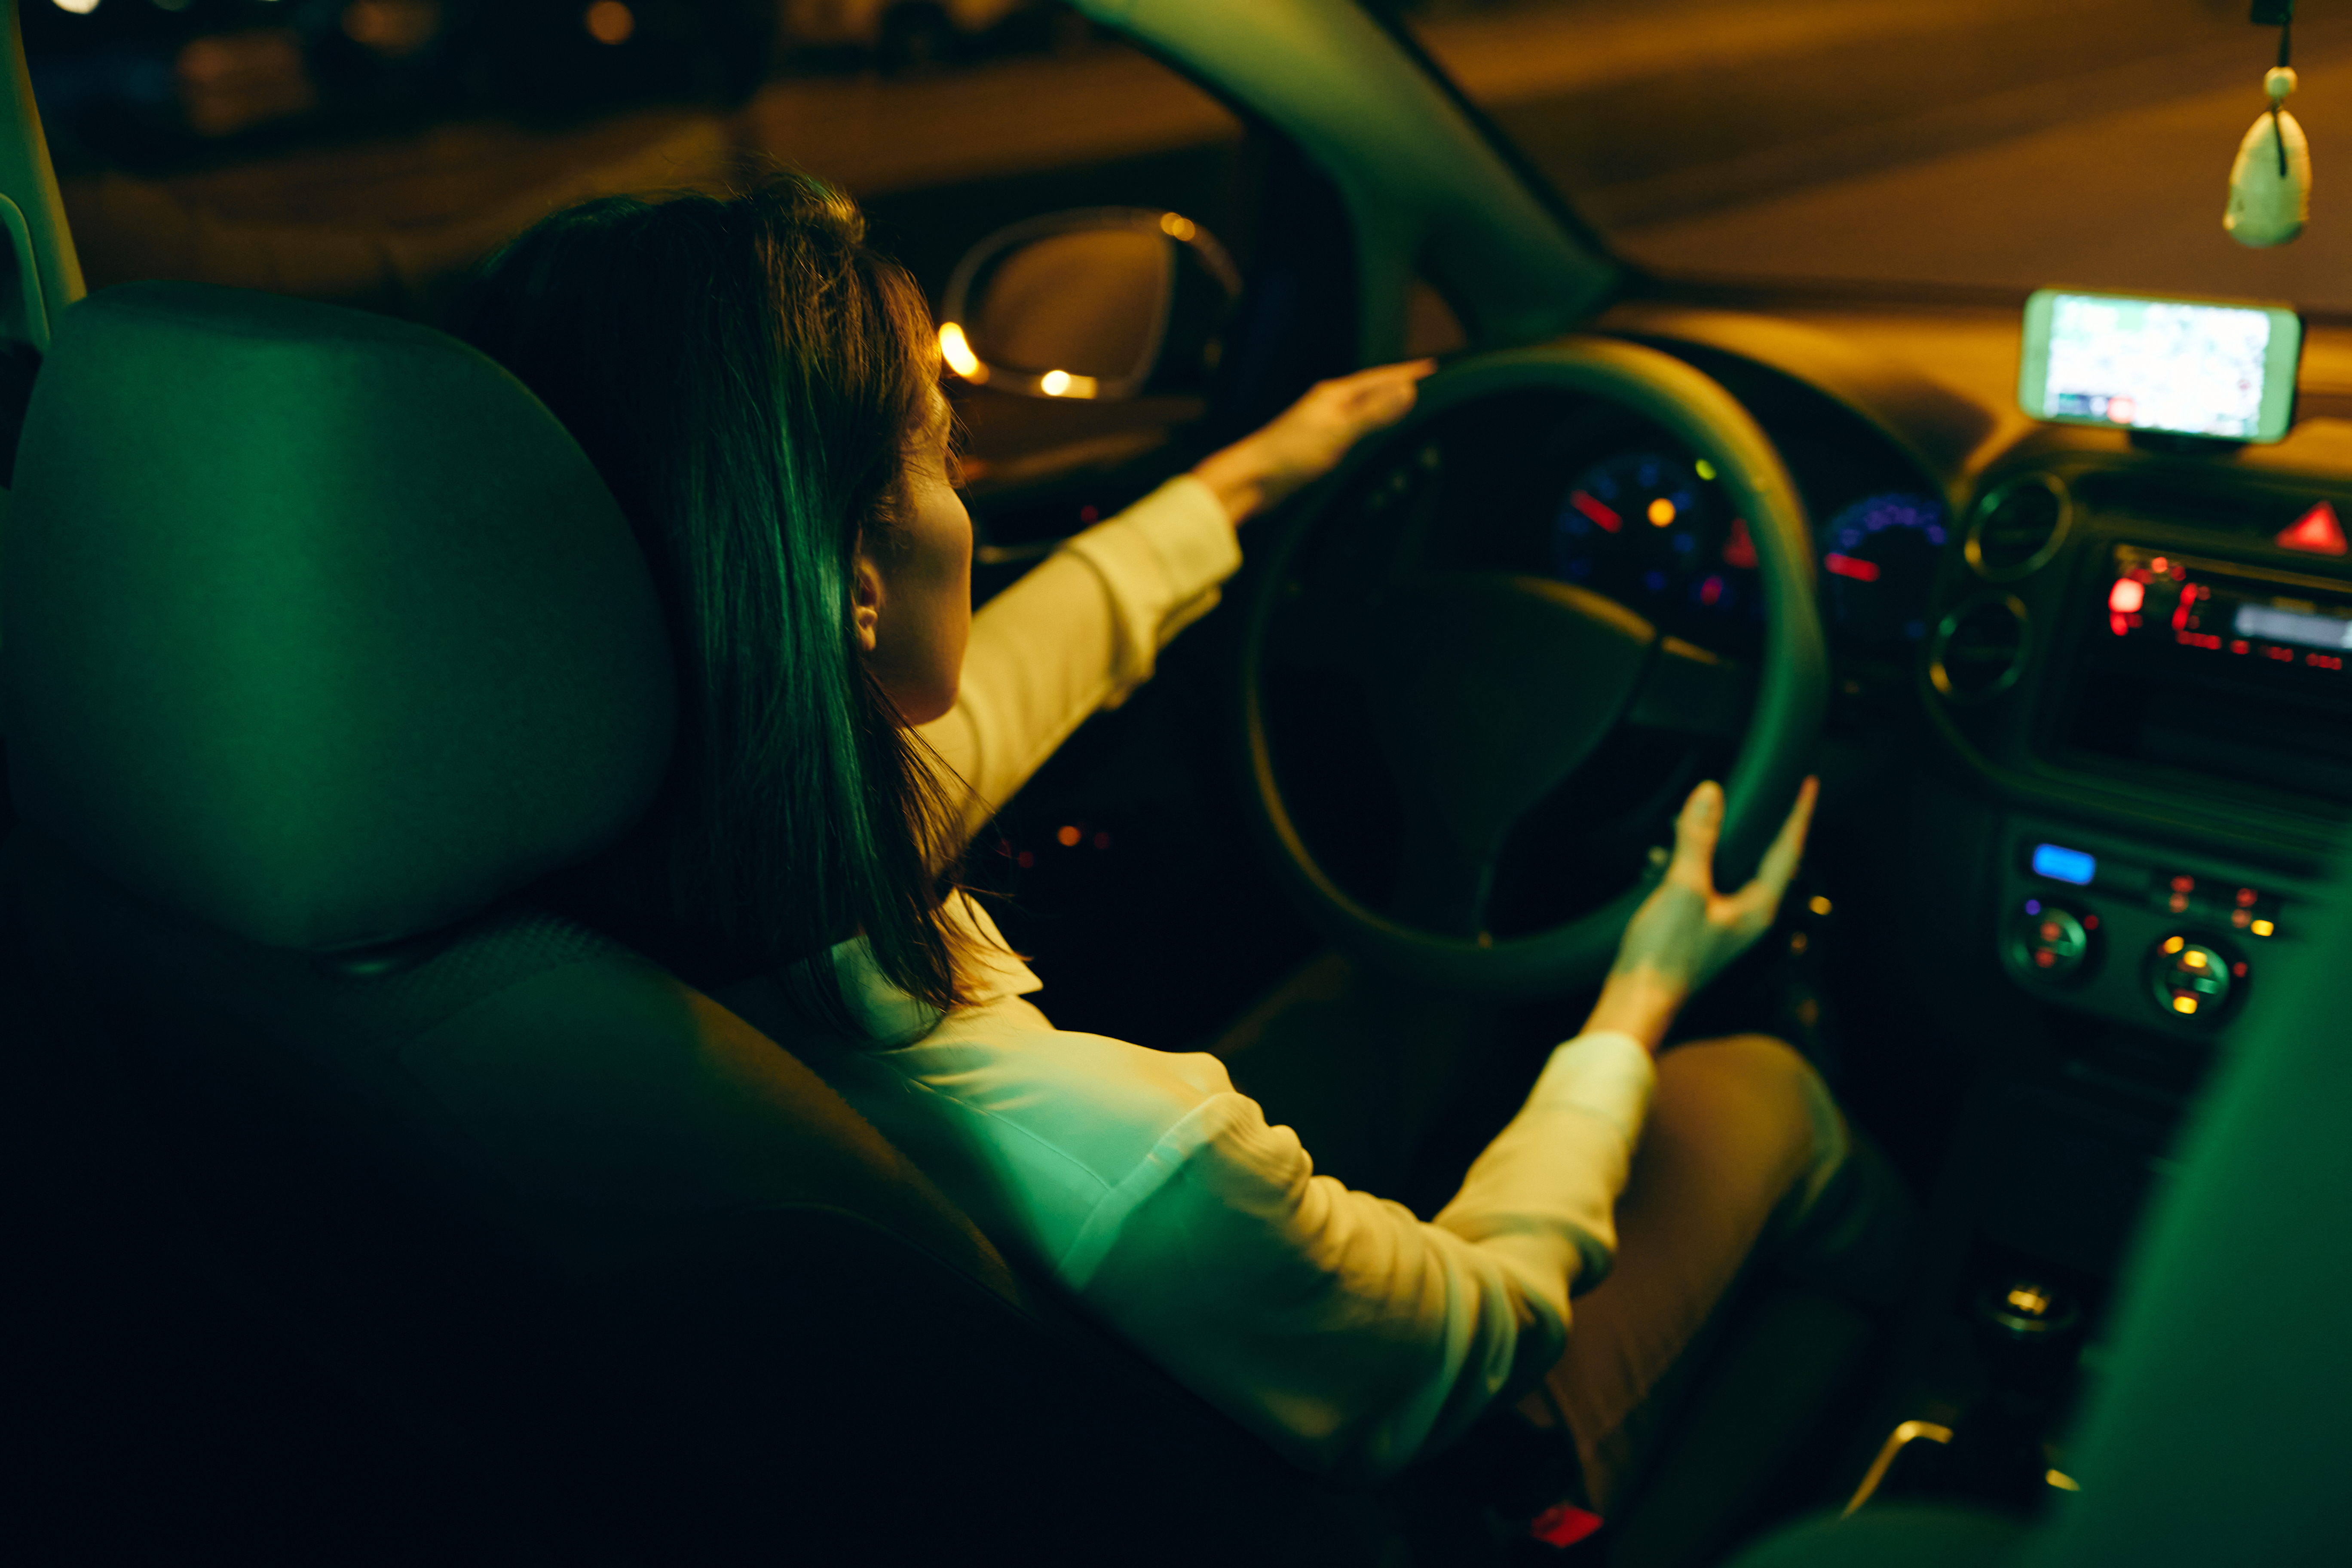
[2277, 500, 2350, 555]
[1824, 552, 1881, 582]
[1724, 516, 1758, 567]
[1569, 490, 1623, 533]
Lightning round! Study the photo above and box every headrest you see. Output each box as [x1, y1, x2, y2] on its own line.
[2, 282, 676, 952]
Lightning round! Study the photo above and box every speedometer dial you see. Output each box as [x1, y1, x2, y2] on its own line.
[1817, 491, 1948, 650]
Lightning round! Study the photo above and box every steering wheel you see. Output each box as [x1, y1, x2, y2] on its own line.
[1238, 339, 1826, 997]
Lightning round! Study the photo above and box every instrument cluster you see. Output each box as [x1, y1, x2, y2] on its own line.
[1548, 446, 1947, 657]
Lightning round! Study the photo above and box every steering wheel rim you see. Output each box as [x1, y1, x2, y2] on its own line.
[1238, 338, 1827, 998]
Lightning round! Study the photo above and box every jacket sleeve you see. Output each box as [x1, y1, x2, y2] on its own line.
[1072, 1031, 1656, 1483]
[916, 474, 1238, 848]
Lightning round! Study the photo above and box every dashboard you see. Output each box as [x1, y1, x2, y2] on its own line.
[1590, 295, 2352, 1060]
[1278, 295, 2352, 1059]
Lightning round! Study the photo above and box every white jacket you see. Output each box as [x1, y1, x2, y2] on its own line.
[714, 475, 1654, 1482]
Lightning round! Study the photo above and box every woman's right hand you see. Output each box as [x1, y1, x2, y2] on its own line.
[1584, 776, 1819, 1054]
[1190, 360, 1436, 525]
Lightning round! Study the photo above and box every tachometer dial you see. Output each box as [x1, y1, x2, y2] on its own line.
[1818, 491, 1948, 649]
[1554, 452, 1711, 611]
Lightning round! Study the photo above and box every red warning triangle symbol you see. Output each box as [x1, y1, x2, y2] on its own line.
[1724, 516, 1759, 569]
[2277, 500, 2349, 555]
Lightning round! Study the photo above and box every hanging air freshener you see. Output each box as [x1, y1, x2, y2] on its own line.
[2228, 1, 2309, 247]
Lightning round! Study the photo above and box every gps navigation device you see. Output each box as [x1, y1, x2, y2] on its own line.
[2019, 289, 2302, 444]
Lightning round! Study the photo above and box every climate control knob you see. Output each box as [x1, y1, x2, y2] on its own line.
[2010, 899, 2096, 980]
[2149, 934, 2242, 1021]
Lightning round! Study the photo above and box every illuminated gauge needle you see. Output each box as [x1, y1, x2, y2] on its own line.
[1724, 518, 1758, 568]
[1824, 552, 1882, 582]
[1569, 490, 1623, 533]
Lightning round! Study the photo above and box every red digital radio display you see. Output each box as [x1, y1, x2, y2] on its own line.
[2070, 545, 2352, 802]
[2102, 545, 2352, 676]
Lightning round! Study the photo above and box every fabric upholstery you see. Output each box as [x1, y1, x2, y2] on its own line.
[0, 830, 1375, 1563]
[1725, 1506, 2029, 1568]
[1, 282, 674, 951]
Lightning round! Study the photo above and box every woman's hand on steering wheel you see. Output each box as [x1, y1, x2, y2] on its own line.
[1193, 359, 1437, 525]
[1585, 776, 1820, 1055]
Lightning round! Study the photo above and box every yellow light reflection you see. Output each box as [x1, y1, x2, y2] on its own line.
[1039, 370, 1098, 398]
[2046, 1469, 2080, 1492]
[1694, 459, 1717, 481]
[1648, 497, 1676, 526]
[2184, 950, 2207, 968]
[2252, 918, 2275, 937]
[1159, 211, 1198, 242]
[584, 0, 633, 44]
[1807, 895, 1832, 916]
[2163, 936, 2185, 954]
[938, 322, 983, 380]
[2174, 995, 2199, 1014]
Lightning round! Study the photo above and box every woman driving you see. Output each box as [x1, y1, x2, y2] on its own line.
[458, 175, 1893, 1515]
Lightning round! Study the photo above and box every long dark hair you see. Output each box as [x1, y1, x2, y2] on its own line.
[456, 176, 967, 1027]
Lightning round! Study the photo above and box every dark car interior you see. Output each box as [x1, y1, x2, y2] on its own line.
[6, 1, 2350, 1563]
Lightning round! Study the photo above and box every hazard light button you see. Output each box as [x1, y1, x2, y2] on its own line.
[2275, 500, 2349, 555]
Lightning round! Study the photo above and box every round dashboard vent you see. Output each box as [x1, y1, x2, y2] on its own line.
[1966, 473, 2071, 580]
[1930, 593, 2030, 703]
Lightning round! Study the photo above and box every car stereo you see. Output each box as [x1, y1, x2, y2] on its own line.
[2063, 544, 2352, 801]
[2018, 289, 2302, 444]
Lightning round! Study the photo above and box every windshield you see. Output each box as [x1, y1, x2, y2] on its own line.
[1392, 0, 2352, 315]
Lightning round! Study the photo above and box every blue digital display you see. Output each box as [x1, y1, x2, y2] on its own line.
[2032, 843, 2098, 886]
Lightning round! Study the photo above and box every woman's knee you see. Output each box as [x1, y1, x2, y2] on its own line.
[1656, 1032, 1818, 1118]
[1647, 1033, 1831, 1192]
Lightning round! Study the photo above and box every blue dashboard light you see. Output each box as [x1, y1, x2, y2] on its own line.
[2032, 843, 2097, 885]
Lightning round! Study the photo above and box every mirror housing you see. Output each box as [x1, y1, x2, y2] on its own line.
[939, 207, 1239, 401]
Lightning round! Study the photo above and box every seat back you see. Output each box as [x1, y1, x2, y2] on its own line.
[0, 283, 1373, 1564]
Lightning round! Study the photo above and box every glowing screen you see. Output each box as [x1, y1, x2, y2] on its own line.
[2233, 602, 2352, 652]
[2041, 294, 2272, 439]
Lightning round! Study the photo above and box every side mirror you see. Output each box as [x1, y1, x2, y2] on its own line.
[938, 207, 1239, 402]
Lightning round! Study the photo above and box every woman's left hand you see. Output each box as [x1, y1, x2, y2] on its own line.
[1191, 359, 1437, 525]
[1585, 776, 1820, 1054]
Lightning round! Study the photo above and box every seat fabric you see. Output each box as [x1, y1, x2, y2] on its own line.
[1, 830, 1379, 1564]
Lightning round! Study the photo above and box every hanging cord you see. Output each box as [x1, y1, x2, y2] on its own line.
[2275, 11, 2294, 177]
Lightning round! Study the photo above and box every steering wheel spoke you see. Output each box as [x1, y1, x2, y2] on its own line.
[1626, 637, 1755, 744]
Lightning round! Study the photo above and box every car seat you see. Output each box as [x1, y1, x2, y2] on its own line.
[0, 279, 1394, 1566]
